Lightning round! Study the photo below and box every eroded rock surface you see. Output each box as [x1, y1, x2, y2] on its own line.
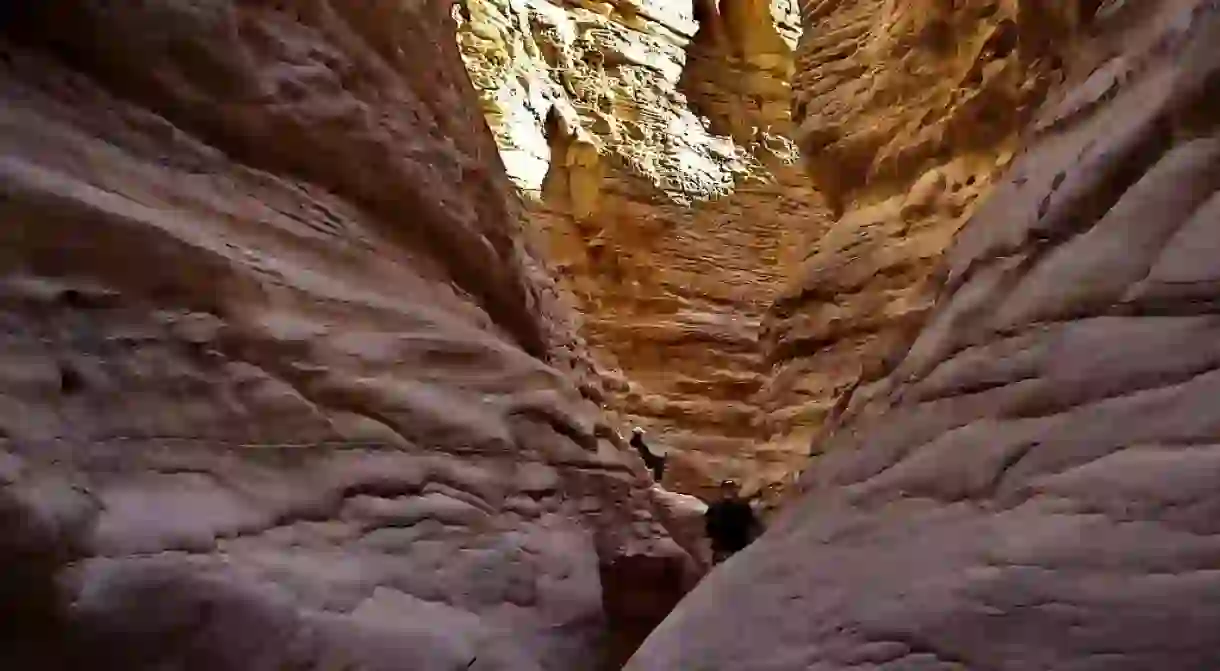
[627, 1, 1220, 669]
[457, 0, 827, 495]
[0, 2, 694, 669]
[762, 0, 1081, 461]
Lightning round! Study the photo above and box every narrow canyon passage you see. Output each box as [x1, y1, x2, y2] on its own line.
[629, 1, 1220, 667]
[455, 0, 827, 497]
[4, 0, 1220, 670]
[452, 0, 1059, 500]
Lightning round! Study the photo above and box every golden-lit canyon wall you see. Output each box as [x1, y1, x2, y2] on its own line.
[457, 0, 826, 494]
[630, 2, 1220, 668]
[457, 0, 1095, 497]
[762, 0, 1082, 461]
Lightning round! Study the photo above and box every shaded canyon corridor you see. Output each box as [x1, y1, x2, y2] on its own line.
[3, 1, 1220, 670]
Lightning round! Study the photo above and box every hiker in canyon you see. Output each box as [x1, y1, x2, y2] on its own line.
[704, 479, 760, 564]
[630, 427, 667, 482]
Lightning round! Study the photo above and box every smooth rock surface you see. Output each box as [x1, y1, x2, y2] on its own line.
[628, 0, 1220, 669]
[0, 2, 693, 669]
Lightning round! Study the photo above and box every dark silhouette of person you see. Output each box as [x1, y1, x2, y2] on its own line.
[704, 479, 759, 564]
[630, 427, 666, 482]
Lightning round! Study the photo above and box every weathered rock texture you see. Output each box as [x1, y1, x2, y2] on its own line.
[629, 0, 1220, 669]
[762, 0, 1082, 461]
[457, 0, 827, 495]
[0, 2, 695, 669]
[648, 484, 712, 566]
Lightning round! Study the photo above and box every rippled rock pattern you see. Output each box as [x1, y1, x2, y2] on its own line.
[0, 2, 694, 669]
[628, 1, 1220, 669]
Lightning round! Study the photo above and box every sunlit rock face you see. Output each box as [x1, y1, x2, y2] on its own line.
[457, 0, 831, 496]
[764, 0, 1087, 464]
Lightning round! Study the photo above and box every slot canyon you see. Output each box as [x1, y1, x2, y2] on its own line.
[3, 0, 1220, 670]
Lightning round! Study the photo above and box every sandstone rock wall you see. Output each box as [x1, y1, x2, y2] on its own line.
[457, 0, 829, 495]
[454, 0, 1098, 495]
[760, 0, 1085, 463]
[0, 2, 695, 669]
[629, 1, 1220, 668]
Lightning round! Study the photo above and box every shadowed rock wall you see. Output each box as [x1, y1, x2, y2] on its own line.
[0, 2, 694, 669]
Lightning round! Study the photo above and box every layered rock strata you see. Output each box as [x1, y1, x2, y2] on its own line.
[629, 1, 1220, 668]
[457, 0, 827, 495]
[0, 2, 694, 669]
[761, 0, 1082, 461]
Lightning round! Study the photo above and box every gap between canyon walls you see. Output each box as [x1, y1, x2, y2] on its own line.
[457, 0, 1106, 502]
[455, 0, 827, 498]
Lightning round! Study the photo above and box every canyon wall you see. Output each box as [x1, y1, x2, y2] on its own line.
[457, 0, 828, 495]
[763, 0, 1081, 461]
[453, 0, 1090, 495]
[0, 2, 695, 669]
[629, 0, 1220, 668]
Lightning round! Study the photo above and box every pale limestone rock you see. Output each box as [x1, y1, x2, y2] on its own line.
[0, 1, 695, 668]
